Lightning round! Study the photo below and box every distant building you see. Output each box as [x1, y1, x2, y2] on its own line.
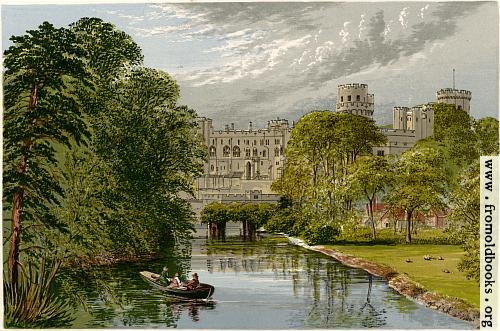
[364, 202, 448, 230]
[192, 83, 471, 211]
[192, 117, 290, 211]
[437, 88, 471, 114]
[336, 83, 374, 117]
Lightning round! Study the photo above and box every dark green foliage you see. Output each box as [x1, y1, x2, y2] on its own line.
[90, 67, 205, 255]
[3, 17, 202, 326]
[474, 117, 499, 155]
[446, 162, 480, 282]
[200, 202, 275, 230]
[271, 111, 386, 242]
[302, 221, 341, 245]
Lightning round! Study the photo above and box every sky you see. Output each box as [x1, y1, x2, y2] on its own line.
[2, 1, 499, 128]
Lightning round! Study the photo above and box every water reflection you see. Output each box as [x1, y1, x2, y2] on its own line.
[67, 235, 473, 329]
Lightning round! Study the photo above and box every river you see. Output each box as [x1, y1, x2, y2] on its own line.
[69, 225, 473, 329]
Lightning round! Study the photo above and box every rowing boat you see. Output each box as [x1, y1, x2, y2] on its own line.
[140, 271, 215, 300]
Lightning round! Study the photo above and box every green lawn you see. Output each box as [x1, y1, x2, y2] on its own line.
[326, 244, 479, 308]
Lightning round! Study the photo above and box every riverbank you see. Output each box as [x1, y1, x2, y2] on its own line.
[286, 236, 479, 326]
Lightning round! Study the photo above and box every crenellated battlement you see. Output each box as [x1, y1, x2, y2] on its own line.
[437, 88, 472, 97]
[338, 83, 368, 89]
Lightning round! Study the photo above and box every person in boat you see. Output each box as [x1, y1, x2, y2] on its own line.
[152, 266, 170, 285]
[168, 272, 181, 289]
[185, 272, 200, 290]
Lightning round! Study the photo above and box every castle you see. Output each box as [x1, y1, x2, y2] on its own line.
[192, 84, 471, 209]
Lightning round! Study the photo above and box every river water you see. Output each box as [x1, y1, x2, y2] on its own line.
[69, 226, 473, 329]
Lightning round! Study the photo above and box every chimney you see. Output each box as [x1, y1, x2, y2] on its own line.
[249, 121, 253, 131]
[231, 123, 234, 130]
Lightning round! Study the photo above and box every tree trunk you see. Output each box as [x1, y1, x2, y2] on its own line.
[9, 85, 38, 292]
[405, 209, 413, 243]
[368, 196, 376, 240]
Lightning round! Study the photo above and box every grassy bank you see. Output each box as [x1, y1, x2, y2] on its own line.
[325, 244, 479, 308]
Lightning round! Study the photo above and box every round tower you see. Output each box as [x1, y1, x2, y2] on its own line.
[336, 83, 374, 118]
[436, 88, 471, 114]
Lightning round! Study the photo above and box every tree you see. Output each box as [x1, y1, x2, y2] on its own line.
[386, 146, 447, 243]
[3, 22, 92, 292]
[348, 156, 393, 240]
[446, 162, 480, 281]
[474, 117, 499, 156]
[273, 111, 386, 237]
[91, 67, 205, 253]
[3, 18, 143, 325]
[432, 103, 477, 167]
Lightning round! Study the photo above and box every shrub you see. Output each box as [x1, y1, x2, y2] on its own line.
[302, 221, 341, 245]
[4, 258, 74, 328]
[265, 211, 304, 236]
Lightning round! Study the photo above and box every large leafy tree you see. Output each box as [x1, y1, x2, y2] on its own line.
[3, 18, 143, 324]
[92, 67, 205, 254]
[386, 147, 447, 243]
[273, 111, 386, 240]
[347, 156, 393, 240]
[447, 162, 480, 281]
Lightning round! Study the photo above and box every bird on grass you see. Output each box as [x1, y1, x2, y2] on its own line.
[438, 256, 444, 260]
[423, 255, 432, 261]
[405, 258, 412, 263]
[442, 269, 450, 273]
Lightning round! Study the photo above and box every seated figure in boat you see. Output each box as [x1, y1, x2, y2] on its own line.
[168, 272, 181, 289]
[152, 266, 171, 285]
[185, 272, 200, 290]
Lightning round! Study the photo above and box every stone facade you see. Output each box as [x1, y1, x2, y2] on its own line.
[193, 117, 290, 207]
[193, 83, 471, 206]
[437, 88, 471, 114]
[336, 83, 374, 117]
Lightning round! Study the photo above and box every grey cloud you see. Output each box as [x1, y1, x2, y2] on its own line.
[174, 2, 495, 127]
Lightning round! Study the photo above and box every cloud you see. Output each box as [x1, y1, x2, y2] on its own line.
[420, 4, 430, 19]
[358, 14, 367, 39]
[163, 2, 491, 126]
[339, 21, 351, 43]
[399, 7, 409, 28]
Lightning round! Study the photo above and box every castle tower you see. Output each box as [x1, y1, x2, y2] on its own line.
[436, 88, 472, 114]
[393, 107, 410, 130]
[410, 103, 434, 140]
[336, 83, 374, 118]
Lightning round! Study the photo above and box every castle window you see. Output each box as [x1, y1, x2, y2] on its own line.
[221, 139, 223, 144]
[233, 146, 241, 157]
[210, 165, 214, 171]
[209, 146, 216, 157]
[356, 95, 360, 101]
[275, 147, 280, 156]
[238, 139, 240, 145]
[341, 96, 343, 102]
[348, 95, 351, 101]
[253, 148, 258, 157]
[262, 150, 266, 157]
[223, 145, 231, 157]
[280, 147, 283, 155]
[245, 149, 250, 157]
[266, 139, 269, 145]
[377, 150, 385, 156]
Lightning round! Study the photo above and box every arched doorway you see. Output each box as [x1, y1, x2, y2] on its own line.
[245, 161, 252, 180]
